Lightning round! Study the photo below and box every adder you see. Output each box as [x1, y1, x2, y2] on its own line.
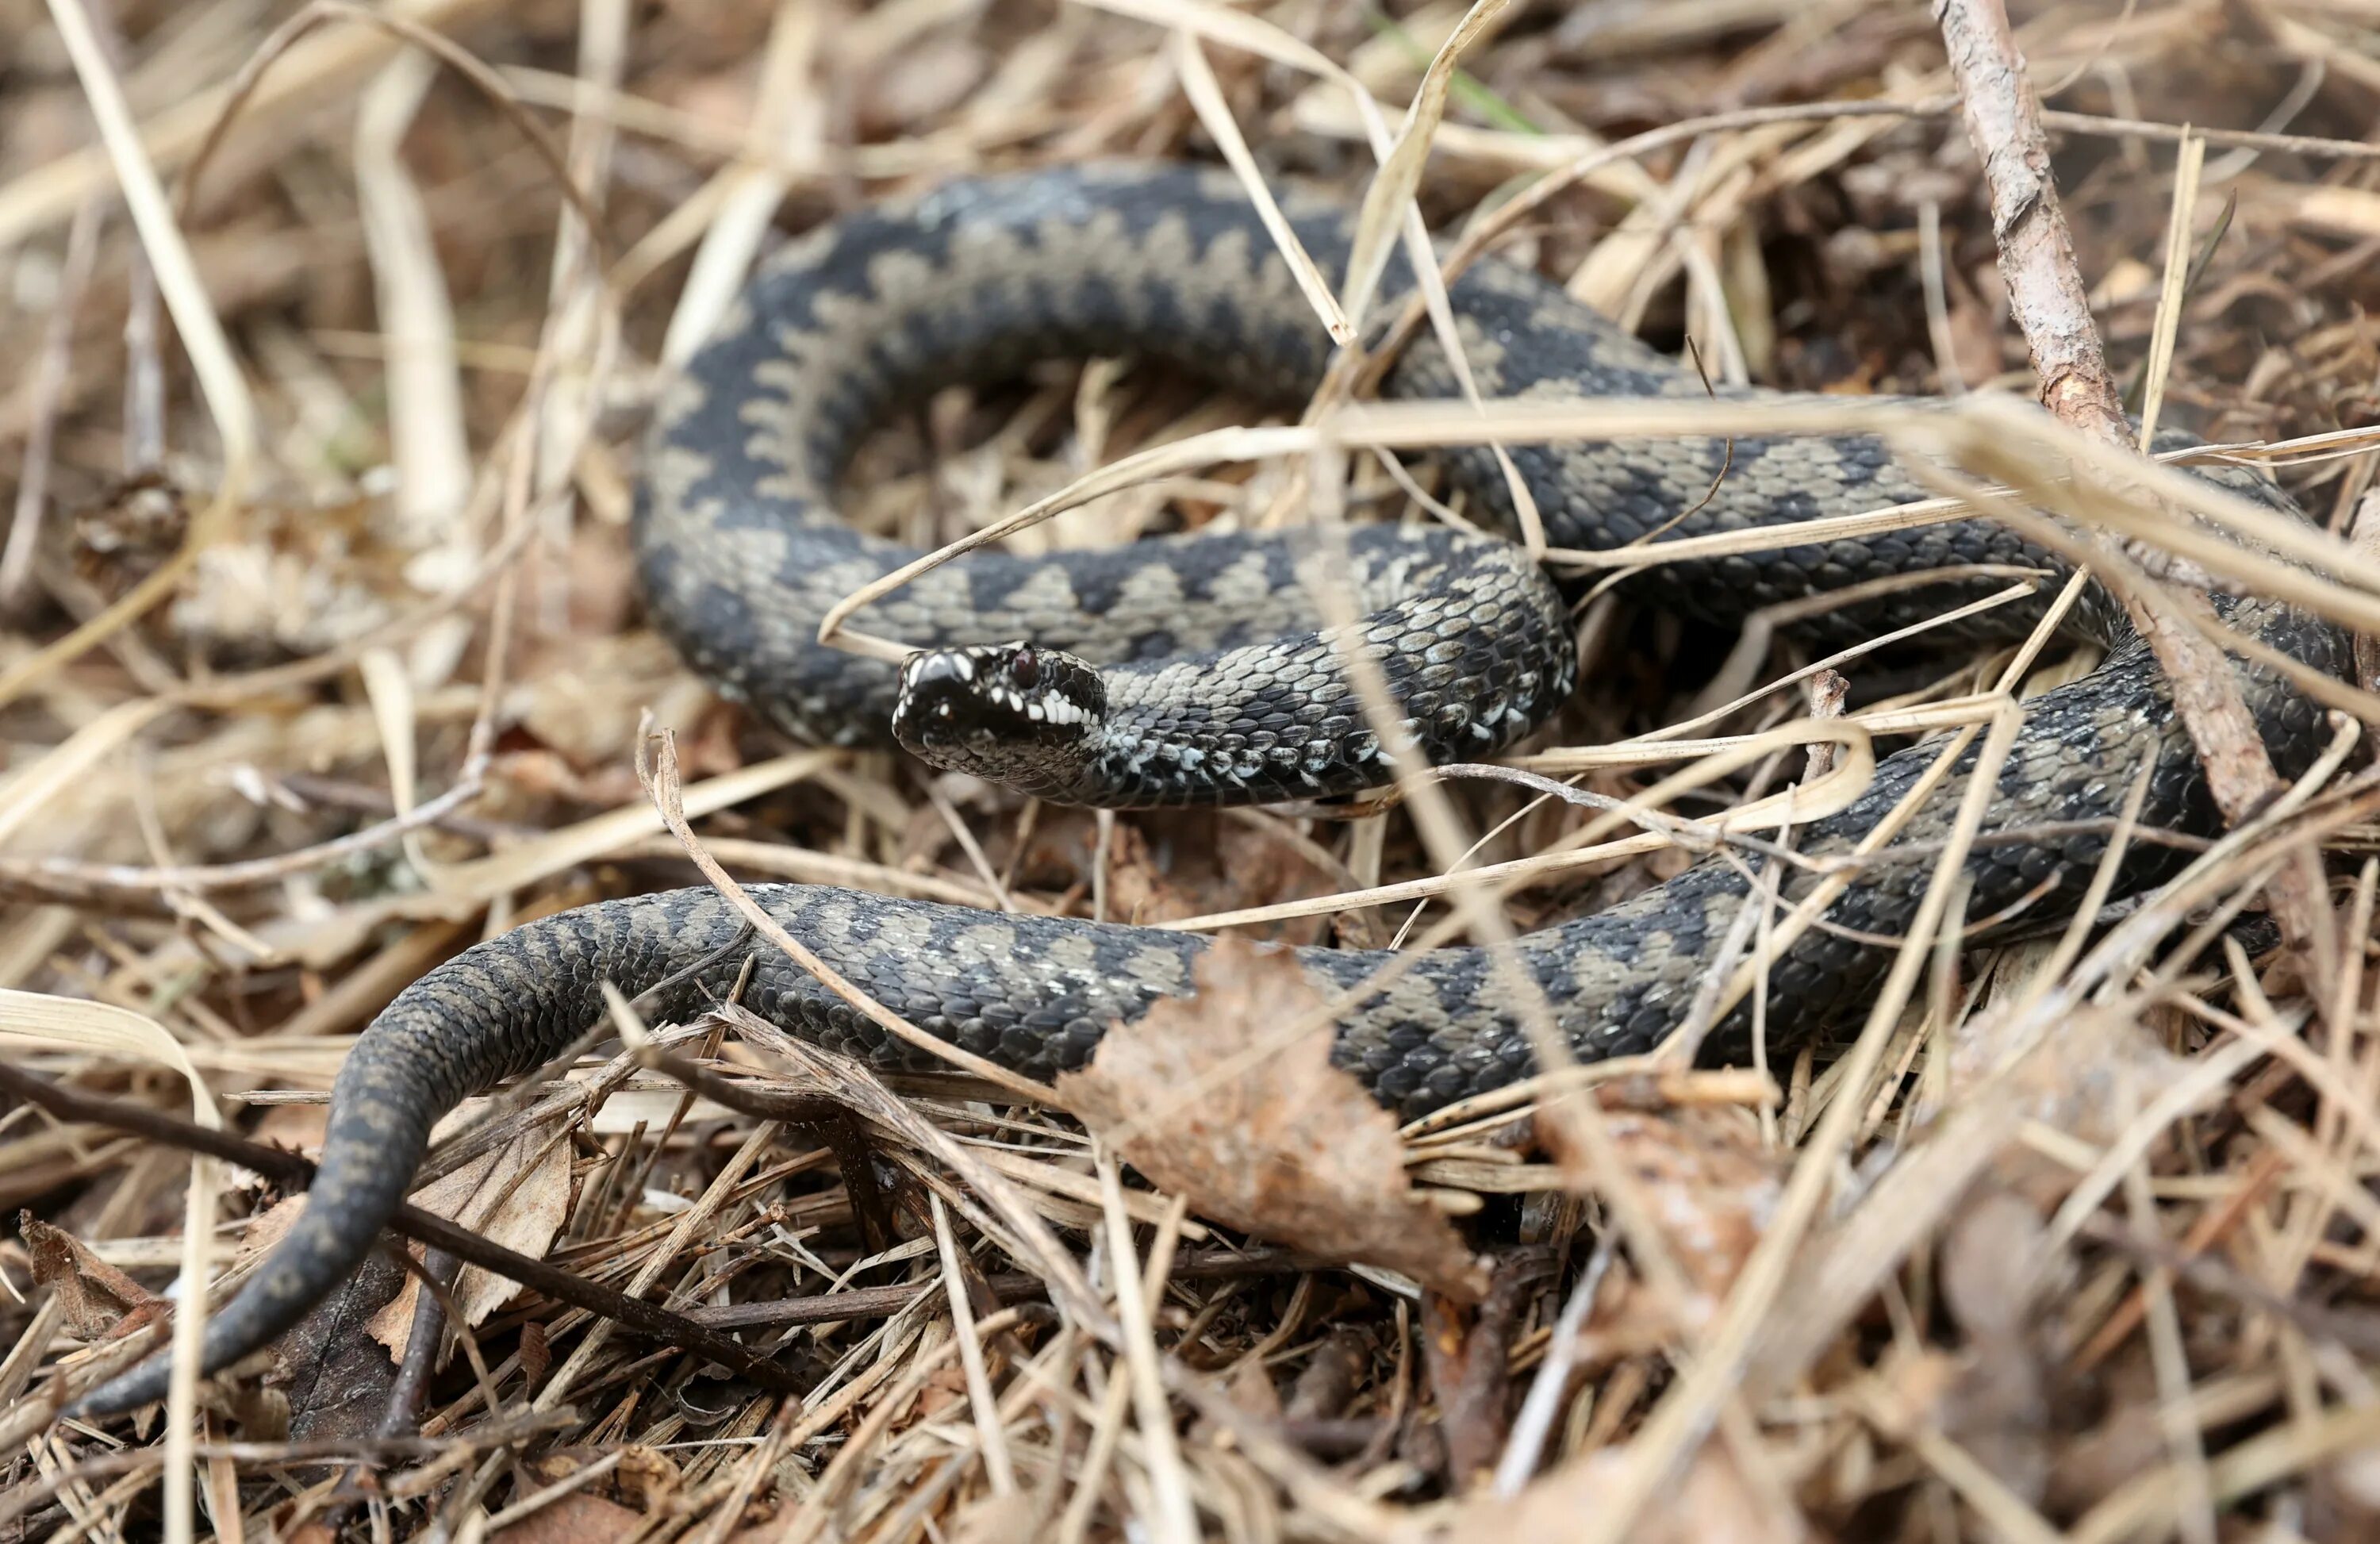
[75, 162, 2344, 1417]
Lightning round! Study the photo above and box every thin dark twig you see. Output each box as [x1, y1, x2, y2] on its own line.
[631, 1039, 897, 1253]
[0, 1062, 803, 1397]
[379, 1248, 465, 1438]
[683, 1249, 1315, 1331]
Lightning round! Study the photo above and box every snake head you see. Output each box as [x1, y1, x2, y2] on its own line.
[892, 642, 1107, 794]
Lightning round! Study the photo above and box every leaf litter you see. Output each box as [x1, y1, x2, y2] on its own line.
[1060, 935, 1486, 1300]
[0, 1, 2378, 1540]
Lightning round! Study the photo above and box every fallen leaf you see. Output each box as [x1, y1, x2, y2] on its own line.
[367, 1129, 573, 1358]
[249, 1103, 328, 1155]
[1602, 1108, 1782, 1323]
[1545, 1109, 1783, 1358]
[946, 1491, 1038, 1544]
[489, 1491, 643, 1544]
[240, 1193, 307, 1258]
[281, 1250, 409, 1440]
[1058, 936, 1485, 1300]
[18, 1212, 169, 1340]
[1445, 1439, 1805, 1542]
[1938, 1189, 2053, 1505]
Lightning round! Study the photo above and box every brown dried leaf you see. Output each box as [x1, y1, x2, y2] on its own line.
[1938, 1189, 2052, 1504]
[367, 1130, 572, 1358]
[1448, 1441, 1804, 1543]
[1603, 1108, 1782, 1323]
[946, 1490, 1038, 1544]
[489, 1492, 643, 1544]
[1058, 935, 1485, 1300]
[18, 1212, 167, 1340]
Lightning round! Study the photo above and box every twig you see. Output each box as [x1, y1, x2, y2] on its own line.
[1933, 0, 2316, 943]
[0, 766, 489, 898]
[1936, 0, 2125, 440]
[0, 1062, 804, 1396]
[681, 1248, 1310, 1331]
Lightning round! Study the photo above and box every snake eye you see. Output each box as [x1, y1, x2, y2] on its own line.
[1010, 647, 1039, 688]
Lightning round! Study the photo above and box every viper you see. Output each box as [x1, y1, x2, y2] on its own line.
[76, 162, 2344, 1416]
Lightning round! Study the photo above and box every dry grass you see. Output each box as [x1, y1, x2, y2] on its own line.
[5, 0, 2380, 1539]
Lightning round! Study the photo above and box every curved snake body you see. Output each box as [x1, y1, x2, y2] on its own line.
[78, 163, 2346, 1416]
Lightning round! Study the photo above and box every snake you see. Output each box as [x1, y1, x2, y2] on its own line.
[75, 162, 2346, 1417]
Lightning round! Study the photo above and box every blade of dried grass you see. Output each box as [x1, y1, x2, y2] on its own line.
[0, 774, 491, 901]
[1172, 32, 1351, 344]
[0, 985, 222, 1543]
[618, 835, 1001, 908]
[1054, 1342, 1136, 1544]
[0, 701, 170, 850]
[931, 1193, 1018, 1496]
[1906, 453, 2380, 736]
[658, 1, 822, 367]
[1073, 0, 1376, 122]
[1153, 717, 1875, 933]
[535, 1001, 777, 1410]
[816, 424, 1311, 658]
[824, 386, 2375, 669]
[1095, 1153, 1198, 1544]
[1741, 753, 2377, 1401]
[183, 2, 612, 265]
[358, 647, 433, 881]
[2120, 1112, 2218, 1544]
[0, 0, 506, 247]
[1917, 198, 1965, 395]
[2039, 1036, 2266, 1254]
[971, 1146, 1209, 1235]
[0, 197, 101, 609]
[441, 747, 837, 899]
[1895, 1424, 2066, 1544]
[1338, 0, 1512, 325]
[354, 48, 470, 543]
[2135, 129, 2205, 450]
[778, 1305, 1039, 1544]
[2, 0, 262, 714]
[1624, 578, 2040, 747]
[480, 1449, 631, 1535]
[1969, 467, 2380, 665]
[2067, 1399, 2380, 1544]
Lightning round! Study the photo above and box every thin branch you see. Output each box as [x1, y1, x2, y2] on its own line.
[0, 1062, 804, 1397]
[1933, 0, 2318, 946]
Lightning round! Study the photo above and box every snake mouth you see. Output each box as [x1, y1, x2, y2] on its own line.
[892, 642, 1107, 785]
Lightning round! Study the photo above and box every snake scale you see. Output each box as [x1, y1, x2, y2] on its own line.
[79, 163, 2345, 1415]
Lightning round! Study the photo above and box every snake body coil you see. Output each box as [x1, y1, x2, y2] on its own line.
[79, 163, 2345, 1415]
